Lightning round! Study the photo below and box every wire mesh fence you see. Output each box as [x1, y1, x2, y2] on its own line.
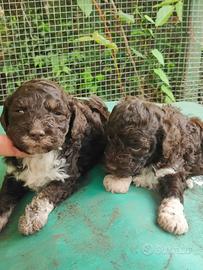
[0, 0, 203, 104]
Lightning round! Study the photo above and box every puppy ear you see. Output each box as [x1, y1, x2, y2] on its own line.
[84, 95, 109, 122]
[1, 96, 12, 132]
[71, 102, 87, 141]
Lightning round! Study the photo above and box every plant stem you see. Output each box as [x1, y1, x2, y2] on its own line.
[92, 0, 125, 95]
[110, 0, 144, 97]
[20, 2, 34, 39]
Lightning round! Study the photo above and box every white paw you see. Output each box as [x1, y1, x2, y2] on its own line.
[132, 167, 158, 190]
[187, 176, 203, 188]
[155, 167, 176, 178]
[18, 197, 54, 235]
[186, 178, 194, 189]
[133, 176, 157, 190]
[103, 174, 132, 193]
[0, 207, 13, 231]
[157, 197, 188, 235]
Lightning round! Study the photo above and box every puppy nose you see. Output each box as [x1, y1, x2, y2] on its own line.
[30, 129, 45, 140]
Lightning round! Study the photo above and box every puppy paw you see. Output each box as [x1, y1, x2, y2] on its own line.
[132, 167, 158, 190]
[18, 197, 54, 235]
[186, 178, 194, 189]
[0, 207, 13, 231]
[157, 197, 188, 235]
[155, 167, 176, 178]
[103, 174, 132, 193]
[133, 176, 157, 190]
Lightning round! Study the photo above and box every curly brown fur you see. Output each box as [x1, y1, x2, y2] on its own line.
[105, 97, 164, 177]
[104, 97, 203, 234]
[0, 79, 109, 235]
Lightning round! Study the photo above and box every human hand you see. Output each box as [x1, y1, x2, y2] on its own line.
[0, 135, 28, 157]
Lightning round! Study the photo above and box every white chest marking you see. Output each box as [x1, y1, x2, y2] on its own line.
[7, 151, 69, 191]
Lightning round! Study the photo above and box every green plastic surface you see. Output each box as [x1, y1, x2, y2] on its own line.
[0, 102, 203, 270]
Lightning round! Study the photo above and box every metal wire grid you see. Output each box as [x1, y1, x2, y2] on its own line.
[0, 0, 202, 103]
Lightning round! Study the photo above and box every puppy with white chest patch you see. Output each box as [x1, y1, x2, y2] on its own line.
[0, 79, 109, 235]
[103, 97, 203, 235]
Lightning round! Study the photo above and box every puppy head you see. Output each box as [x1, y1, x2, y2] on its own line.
[105, 97, 162, 177]
[1, 79, 72, 154]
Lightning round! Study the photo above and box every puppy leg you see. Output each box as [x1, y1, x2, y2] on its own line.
[157, 173, 188, 235]
[103, 174, 132, 193]
[18, 179, 77, 235]
[0, 175, 27, 231]
[132, 166, 159, 190]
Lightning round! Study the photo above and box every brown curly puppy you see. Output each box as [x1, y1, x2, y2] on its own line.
[104, 97, 203, 235]
[0, 79, 109, 235]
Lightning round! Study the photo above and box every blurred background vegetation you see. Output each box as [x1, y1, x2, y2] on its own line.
[0, 0, 203, 103]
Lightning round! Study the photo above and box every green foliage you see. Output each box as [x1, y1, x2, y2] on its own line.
[33, 56, 48, 68]
[151, 49, 165, 66]
[131, 48, 146, 59]
[75, 36, 94, 42]
[154, 0, 180, 8]
[155, 0, 183, 26]
[50, 55, 71, 77]
[117, 10, 135, 24]
[155, 5, 175, 26]
[77, 0, 93, 18]
[76, 32, 118, 51]
[161, 84, 176, 102]
[175, 1, 183, 22]
[92, 32, 118, 51]
[153, 68, 170, 86]
[0, 0, 185, 102]
[144, 15, 155, 24]
[3, 64, 18, 75]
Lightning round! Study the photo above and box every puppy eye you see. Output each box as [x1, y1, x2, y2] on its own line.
[53, 111, 63, 116]
[15, 109, 25, 114]
[132, 147, 142, 151]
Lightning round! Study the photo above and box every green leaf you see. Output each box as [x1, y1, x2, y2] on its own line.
[50, 55, 71, 76]
[75, 36, 94, 42]
[82, 67, 98, 93]
[164, 96, 171, 103]
[148, 29, 155, 38]
[175, 1, 183, 22]
[117, 10, 135, 24]
[75, 32, 118, 51]
[38, 22, 50, 33]
[161, 84, 176, 102]
[95, 74, 105, 81]
[83, 67, 93, 83]
[131, 48, 145, 59]
[89, 85, 97, 93]
[144, 15, 155, 24]
[154, 0, 179, 8]
[50, 55, 59, 68]
[77, 0, 92, 18]
[131, 28, 152, 37]
[92, 31, 118, 51]
[154, 68, 170, 86]
[62, 66, 71, 74]
[33, 55, 47, 68]
[155, 5, 175, 27]
[3, 64, 18, 75]
[151, 49, 165, 66]
[70, 50, 85, 61]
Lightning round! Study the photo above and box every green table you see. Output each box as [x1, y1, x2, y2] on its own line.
[0, 102, 203, 270]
